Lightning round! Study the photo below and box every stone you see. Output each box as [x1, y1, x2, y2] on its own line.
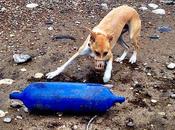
[0, 7, 6, 12]
[72, 125, 78, 130]
[147, 73, 152, 76]
[10, 100, 23, 108]
[158, 26, 172, 33]
[13, 54, 31, 64]
[26, 3, 38, 9]
[167, 63, 175, 69]
[48, 26, 54, 31]
[16, 115, 22, 120]
[148, 3, 158, 9]
[101, 3, 108, 10]
[152, 9, 165, 15]
[3, 117, 12, 123]
[149, 34, 160, 39]
[34, 73, 44, 79]
[151, 99, 157, 103]
[170, 93, 175, 99]
[139, 6, 148, 11]
[20, 68, 27, 72]
[126, 118, 134, 127]
[0, 79, 14, 85]
[158, 112, 166, 116]
[0, 110, 5, 117]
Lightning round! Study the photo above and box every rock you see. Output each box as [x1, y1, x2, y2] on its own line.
[101, 3, 108, 10]
[75, 21, 80, 24]
[3, 117, 12, 123]
[126, 118, 134, 127]
[0, 79, 14, 85]
[16, 115, 22, 120]
[167, 63, 175, 69]
[34, 73, 44, 79]
[148, 3, 158, 9]
[170, 93, 175, 99]
[48, 26, 54, 31]
[0, 7, 6, 12]
[158, 112, 166, 116]
[72, 125, 78, 130]
[151, 99, 157, 103]
[13, 54, 31, 64]
[149, 34, 160, 39]
[161, 0, 175, 5]
[20, 68, 27, 72]
[139, 6, 148, 11]
[158, 26, 172, 33]
[147, 72, 152, 76]
[26, 3, 38, 9]
[10, 100, 23, 108]
[152, 9, 165, 15]
[0, 110, 6, 117]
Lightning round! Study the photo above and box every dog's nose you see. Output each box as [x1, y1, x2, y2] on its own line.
[95, 60, 105, 70]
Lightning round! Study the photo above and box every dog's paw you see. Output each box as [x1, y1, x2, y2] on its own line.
[129, 55, 137, 64]
[46, 71, 58, 79]
[103, 73, 111, 83]
[115, 57, 124, 63]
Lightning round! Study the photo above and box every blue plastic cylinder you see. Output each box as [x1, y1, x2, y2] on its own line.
[9, 82, 125, 113]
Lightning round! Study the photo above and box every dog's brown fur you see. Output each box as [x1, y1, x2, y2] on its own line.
[46, 5, 141, 83]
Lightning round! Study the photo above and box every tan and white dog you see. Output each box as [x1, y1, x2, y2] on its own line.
[46, 5, 141, 83]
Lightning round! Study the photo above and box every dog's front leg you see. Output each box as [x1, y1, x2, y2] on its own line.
[103, 56, 113, 83]
[46, 36, 91, 79]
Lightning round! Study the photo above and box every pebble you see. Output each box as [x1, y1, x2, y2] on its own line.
[75, 21, 80, 24]
[147, 72, 152, 76]
[0, 79, 14, 85]
[0, 7, 6, 12]
[161, 0, 175, 5]
[26, 3, 38, 9]
[48, 26, 54, 31]
[101, 3, 108, 10]
[158, 26, 172, 33]
[148, 3, 158, 9]
[170, 93, 175, 99]
[72, 125, 78, 130]
[13, 54, 31, 64]
[152, 9, 165, 15]
[0, 110, 6, 117]
[16, 115, 22, 120]
[149, 34, 160, 39]
[167, 63, 175, 69]
[126, 118, 134, 127]
[139, 6, 148, 11]
[151, 99, 157, 103]
[3, 117, 12, 123]
[10, 100, 23, 108]
[158, 112, 166, 116]
[34, 73, 44, 79]
[20, 68, 27, 72]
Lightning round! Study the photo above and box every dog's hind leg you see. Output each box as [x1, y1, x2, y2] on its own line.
[129, 17, 141, 64]
[46, 35, 91, 79]
[115, 25, 129, 63]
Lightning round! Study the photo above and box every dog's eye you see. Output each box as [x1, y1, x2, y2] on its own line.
[95, 51, 100, 56]
[103, 52, 108, 56]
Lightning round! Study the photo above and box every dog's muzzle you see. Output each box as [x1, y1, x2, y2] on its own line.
[95, 60, 105, 70]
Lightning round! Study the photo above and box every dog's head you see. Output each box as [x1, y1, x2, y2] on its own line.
[88, 30, 113, 70]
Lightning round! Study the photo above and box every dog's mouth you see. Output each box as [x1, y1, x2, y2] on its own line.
[95, 60, 105, 70]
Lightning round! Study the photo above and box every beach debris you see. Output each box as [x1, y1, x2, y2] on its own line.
[0, 110, 5, 117]
[158, 26, 172, 33]
[149, 34, 160, 39]
[3, 117, 12, 123]
[13, 54, 31, 64]
[148, 3, 158, 9]
[152, 9, 165, 15]
[0, 79, 14, 85]
[34, 73, 44, 79]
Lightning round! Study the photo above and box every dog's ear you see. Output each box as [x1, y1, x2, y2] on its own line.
[82, 26, 96, 42]
[107, 34, 113, 42]
[90, 31, 96, 42]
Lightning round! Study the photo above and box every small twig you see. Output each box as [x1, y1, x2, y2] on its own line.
[86, 115, 97, 130]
